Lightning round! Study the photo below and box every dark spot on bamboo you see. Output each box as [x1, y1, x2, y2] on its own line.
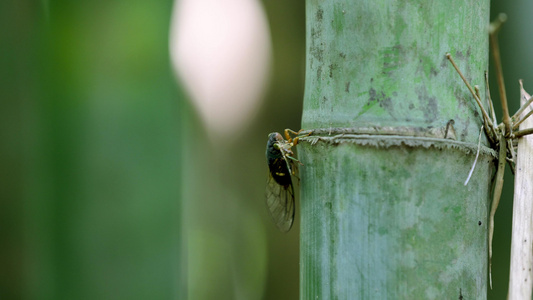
[325, 202, 332, 210]
[444, 120, 455, 139]
[310, 27, 320, 39]
[310, 43, 324, 63]
[478, 221, 482, 226]
[369, 88, 377, 103]
[379, 97, 393, 110]
[367, 88, 397, 120]
[459, 288, 463, 299]
[440, 56, 449, 68]
[316, 8, 323, 21]
[328, 64, 337, 78]
[416, 86, 438, 122]
[345, 82, 350, 93]
[309, 26, 323, 64]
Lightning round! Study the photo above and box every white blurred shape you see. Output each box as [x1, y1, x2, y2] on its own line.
[170, 0, 272, 140]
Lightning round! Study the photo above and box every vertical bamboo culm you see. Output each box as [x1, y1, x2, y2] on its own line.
[299, 0, 492, 298]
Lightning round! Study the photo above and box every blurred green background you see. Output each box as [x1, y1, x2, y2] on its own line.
[1, 1, 182, 299]
[0, 0, 531, 299]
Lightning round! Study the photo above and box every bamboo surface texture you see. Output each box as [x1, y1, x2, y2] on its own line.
[299, 0, 492, 298]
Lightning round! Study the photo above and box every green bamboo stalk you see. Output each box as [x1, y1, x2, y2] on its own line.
[299, 0, 492, 298]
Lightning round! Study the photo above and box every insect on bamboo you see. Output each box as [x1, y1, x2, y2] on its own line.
[265, 129, 311, 232]
[446, 13, 533, 289]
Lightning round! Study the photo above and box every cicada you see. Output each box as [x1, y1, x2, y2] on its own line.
[265, 129, 309, 232]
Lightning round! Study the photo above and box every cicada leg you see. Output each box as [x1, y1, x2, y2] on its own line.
[284, 128, 312, 146]
[284, 129, 303, 143]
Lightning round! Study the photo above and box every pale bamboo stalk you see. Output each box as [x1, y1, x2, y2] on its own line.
[508, 81, 533, 299]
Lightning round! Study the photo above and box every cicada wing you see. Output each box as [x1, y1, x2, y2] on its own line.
[265, 173, 295, 232]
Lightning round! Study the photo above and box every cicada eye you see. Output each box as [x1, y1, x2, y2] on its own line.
[274, 143, 280, 150]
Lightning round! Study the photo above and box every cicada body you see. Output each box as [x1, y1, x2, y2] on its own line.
[265, 129, 308, 232]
